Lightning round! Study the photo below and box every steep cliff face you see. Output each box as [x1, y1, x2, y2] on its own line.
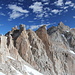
[47, 22, 75, 75]
[0, 23, 75, 75]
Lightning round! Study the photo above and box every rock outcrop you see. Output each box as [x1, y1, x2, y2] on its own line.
[0, 22, 75, 75]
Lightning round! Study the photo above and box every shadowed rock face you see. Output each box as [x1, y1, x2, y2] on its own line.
[0, 22, 75, 75]
[36, 25, 51, 50]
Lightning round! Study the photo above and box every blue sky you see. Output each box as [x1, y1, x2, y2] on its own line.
[0, 0, 75, 34]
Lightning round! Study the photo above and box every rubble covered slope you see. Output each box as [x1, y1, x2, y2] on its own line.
[0, 22, 75, 75]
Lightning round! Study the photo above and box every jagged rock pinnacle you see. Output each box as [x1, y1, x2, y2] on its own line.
[57, 22, 70, 32]
[58, 22, 65, 26]
[37, 25, 47, 30]
[19, 24, 25, 31]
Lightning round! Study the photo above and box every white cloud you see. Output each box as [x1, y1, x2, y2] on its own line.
[0, 12, 5, 16]
[52, 0, 75, 13]
[64, 9, 68, 13]
[34, 18, 37, 20]
[9, 11, 23, 19]
[73, 16, 75, 18]
[28, 21, 34, 22]
[41, 0, 49, 2]
[21, 17, 24, 19]
[49, 13, 52, 15]
[65, 1, 72, 5]
[29, 2, 43, 13]
[0, 7, 2, 9]
[8, 4, 29, 19]
[54, 0, 64, 6]
[43, 9, 50, 17]
[27, 22, 56, 30]
[70, 3, 74, 7]
[27, 25, 43, 30]
[65, 1, 75, 8]
[44, 14, 49, 17]
[8, 4, 29, 13]
[32, 0, 49, 3]
[74, 6, 75, 8]
[18, 3, 23, 5]
[0, 24, 3, 26]
[29, 2, 44, 18]
[44, 7, 50, 11]
[63, 6, 69, 9]
[27, 24, 50, 30]
[36, 13, 44, 18]
[25, 14, 29, 17]
[29, 2, 51, 18]
[51, 9, 62, 14]
[44, 2, 49, 5]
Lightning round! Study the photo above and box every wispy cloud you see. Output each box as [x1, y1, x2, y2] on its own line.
[9, 11, 23, 19]
[0, 12, 5, 16]
[43, 1, 49, 5]
[28, 21, 34, 22]
[65, 1, 72, 5]
[27, 23, 56, 30]
[8, 4, 29, 19]
[51, 9, 62, 14]
[27, 24, 48, 30]
[29, 2, 50, 18]
[29, 2, 43, 13]
[32, 0, 49, 2]
[73, 16, 75, 18]
[64, 9, 68, 13]
[29, 2, 44, 18]
[63, 6, 69, 9]
[8, 4, 29, 13]
[0, 24, 3, 26]
[0, 7, 2, 9]
[44, 7, 50, 11]
[53, 0, 64, 6]
[52, 0, 75, 13]
[65, 1, 75, 8]
[41, 0, 49, 2]
[28, 25, 42, 30]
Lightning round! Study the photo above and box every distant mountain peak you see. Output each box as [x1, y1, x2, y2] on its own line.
[58, 22, 65, 26]
[38, 25, 46, 30]
[57, 22, 70, 32]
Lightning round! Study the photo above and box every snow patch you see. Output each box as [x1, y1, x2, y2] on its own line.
[69, 50, 75, 55]
[0, 72, 5, 75]
[7, 56, 15, 60]
[61, 34, 68, 42]
[24, 65, 43, 75]
[30, 45, 32, 48]
[61, 34, 65, 37]
[11, 66, 23, 75]
[66, 31, 69, 32]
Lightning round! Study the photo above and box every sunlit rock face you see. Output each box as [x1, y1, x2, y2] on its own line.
[0, 22, 75, 75]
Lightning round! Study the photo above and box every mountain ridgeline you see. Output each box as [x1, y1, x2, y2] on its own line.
[0, 22, 75, 75]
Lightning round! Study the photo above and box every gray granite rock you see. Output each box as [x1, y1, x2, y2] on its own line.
[0, 23, 75, 75]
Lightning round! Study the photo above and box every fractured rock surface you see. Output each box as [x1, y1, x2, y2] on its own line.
[0, 23, 75, 75]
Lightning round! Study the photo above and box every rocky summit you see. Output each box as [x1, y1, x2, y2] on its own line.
[0, 22, 75, 75]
